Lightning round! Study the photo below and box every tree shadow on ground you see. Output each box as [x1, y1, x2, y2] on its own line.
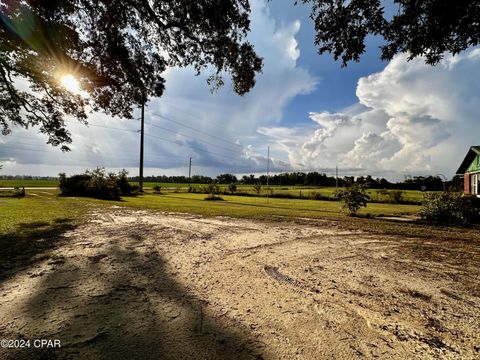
[1, 222, 265, 360]
[0, 218, 77, 285]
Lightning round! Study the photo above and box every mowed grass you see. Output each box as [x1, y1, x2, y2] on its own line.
[0, 191, 102, 234]
[3, 189, 479, 247]
[113, 192, 420, 219]
[0, 191, 111, 274]
[0, 180, 431, 204]
[0, 179, 59, 187]
[0, 189, 420, 232]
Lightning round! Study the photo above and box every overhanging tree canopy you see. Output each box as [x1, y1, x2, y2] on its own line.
[0, 0, 262, 150]
[301, 0, 480, 66]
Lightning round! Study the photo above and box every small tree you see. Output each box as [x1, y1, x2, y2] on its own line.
[116, 169, 135, 195]
[334, 185, 370, 216]
[389, 190, 404, 204]
[228, 183, 237, 194]
[205, 181, 222, 200]
[153, 185, 162, 194]
[253, 182, 262, 196]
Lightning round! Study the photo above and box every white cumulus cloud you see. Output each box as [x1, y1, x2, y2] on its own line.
[261, 47, 480, 179]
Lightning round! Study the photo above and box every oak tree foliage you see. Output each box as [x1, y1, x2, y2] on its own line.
[300, 0, 480, 66]
[0, 0, 262, 150]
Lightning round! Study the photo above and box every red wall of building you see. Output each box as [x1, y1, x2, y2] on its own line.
[464, 173, 470, 193]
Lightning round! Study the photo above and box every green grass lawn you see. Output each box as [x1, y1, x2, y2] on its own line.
[120, 192, 420, 219]
[0, 189, 420, 233]
[0, 180, 431, 204]
[0, 192, 102, 234]
[2, 189, 479, 250]
[0, 179, 60, 187]
[0, 192, 106, 271]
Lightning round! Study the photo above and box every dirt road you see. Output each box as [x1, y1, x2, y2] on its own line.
[1, 208, 479, 359]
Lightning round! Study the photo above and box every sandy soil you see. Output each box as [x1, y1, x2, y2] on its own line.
[1, 208, 479, 359]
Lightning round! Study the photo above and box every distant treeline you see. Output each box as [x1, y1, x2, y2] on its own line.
[0, 175, 58, 180]
[0, 173, 462, 192]
[130, 173, 463, 192]
[129, 175, 214, 184]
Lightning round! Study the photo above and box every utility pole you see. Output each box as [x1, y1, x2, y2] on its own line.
[188, 157, 192, 185]
[267, 146, 270, 204]
[139, 102, 145, 192]
[335, 165, 338, 189]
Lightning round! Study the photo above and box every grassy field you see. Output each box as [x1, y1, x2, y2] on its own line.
[0, 191, 103, 235]
[0, 180, 431, 203]
[0, 188, 419, 232]
[122, 192, 420, 218]
[2, 188, 479, 257]
[0, 179, 60, 187]
[0, 178, 432, 206]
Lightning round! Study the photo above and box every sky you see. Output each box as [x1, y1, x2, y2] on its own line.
[1, 0, 479, 181]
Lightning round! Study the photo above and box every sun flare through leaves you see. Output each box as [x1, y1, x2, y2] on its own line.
[60, 74, 81, 94]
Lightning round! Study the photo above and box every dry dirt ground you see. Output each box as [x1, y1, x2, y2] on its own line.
[1, 208, 479, 359]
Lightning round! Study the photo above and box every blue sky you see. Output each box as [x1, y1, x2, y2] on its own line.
[1, 0, 479, 181]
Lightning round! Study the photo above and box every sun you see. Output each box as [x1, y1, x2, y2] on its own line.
[60, 74, 81, 94]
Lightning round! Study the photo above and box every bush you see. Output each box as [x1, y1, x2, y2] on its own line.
[228, 183, 237, 194]
[334, 185, 370, 216]
[116, 169, 135, 196]
[389, 190, 404, 203]
[153, 184, 162, 194]
[309, 191, 329, 201]
[420, 192, 480, 226]
[59, 168, 136, 200]
[204, 182, 222, 200]
[253, 183, 262, 196]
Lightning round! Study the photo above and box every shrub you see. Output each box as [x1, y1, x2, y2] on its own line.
[153, 184, 162, 194]
[204, 194, 224, 201]
[420, 192, 480, 226]
[389, 190, 404, 204]
[228, 183, 237, 194]
[116, 169, 134, 195]
[310, 191, 328, 200]
[188, 185, 201, 193]
[334, 185, 370, 216]
[204, 182, 222, 200]
[59, 168, 136, 200]
[253, 183, 262, 196]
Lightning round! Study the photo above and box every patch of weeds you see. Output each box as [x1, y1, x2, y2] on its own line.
[204, 195, 224, 201]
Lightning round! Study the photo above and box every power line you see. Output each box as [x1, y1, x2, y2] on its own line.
[0, 142, 179, 164]
[144, 133, 235, 162]
[145, 120, 241, 155]
[67, 118, 243, 158]
[64, 113, 248, 161]
[2, 127, 219, 164]
[76, 123, 139, 133]
[150, 112, 242, 148]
